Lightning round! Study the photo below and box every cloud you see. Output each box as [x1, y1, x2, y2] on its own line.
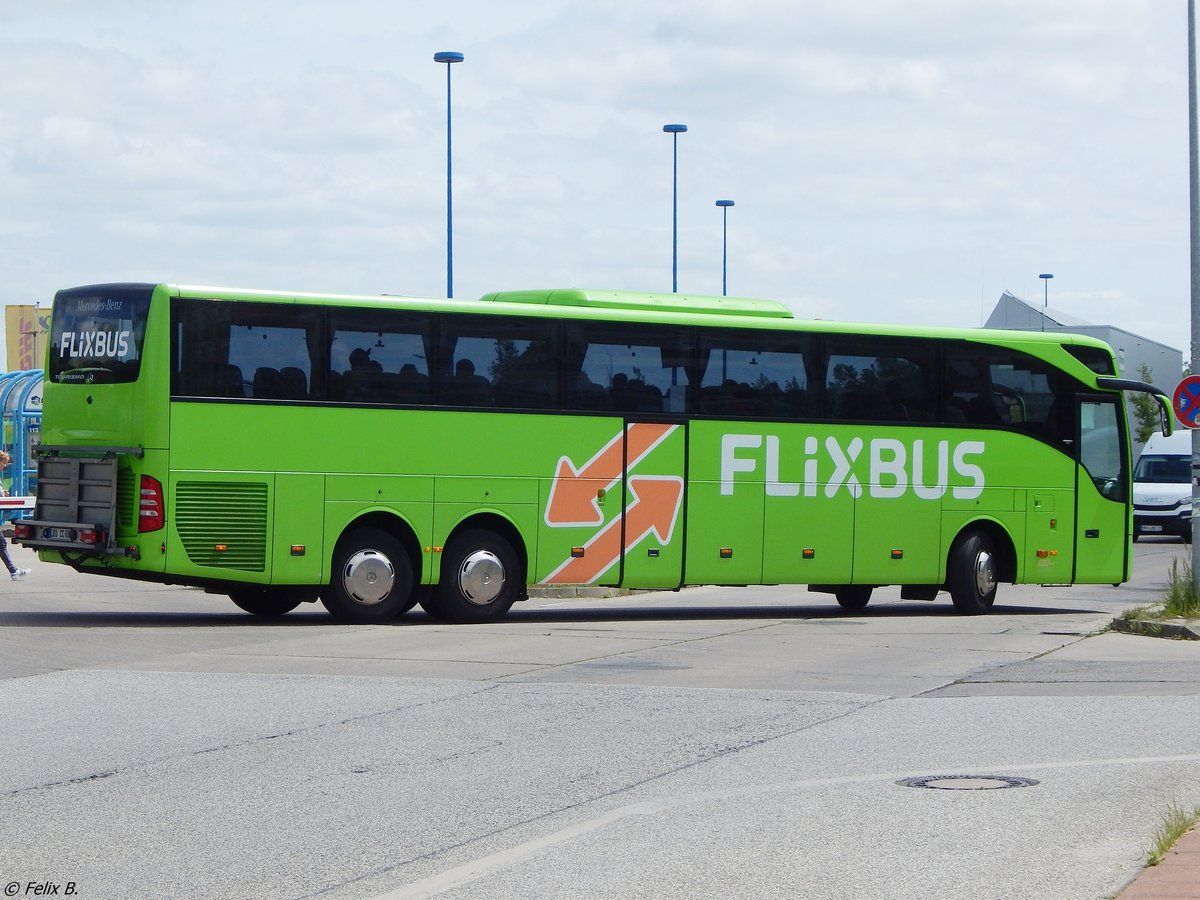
[0, 0, 1189, 357]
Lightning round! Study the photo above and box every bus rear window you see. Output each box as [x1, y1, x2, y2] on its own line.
[49, 286, 152, 384]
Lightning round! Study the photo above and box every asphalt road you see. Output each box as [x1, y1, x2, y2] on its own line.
[1, 538, 1198, 900]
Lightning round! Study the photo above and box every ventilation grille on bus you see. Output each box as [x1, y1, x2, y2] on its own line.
[175, 481, 269, 572]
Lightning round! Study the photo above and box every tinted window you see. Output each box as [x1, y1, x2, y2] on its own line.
[697, 330, 812, 419]
[331, 309, 429, 404]
[946, 342, 1075, 445]
[172, 299, 318, 400]
[571, 321, 690, 414]
[439, 315, 558, 409]
[1064, 344, 1116, 376]
[170, 297, 1089, 448]
[824, 336, 936, 423]
[50, 285, 153, 385]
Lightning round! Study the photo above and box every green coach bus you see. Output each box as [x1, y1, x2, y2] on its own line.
[16, 283, 1170, 623]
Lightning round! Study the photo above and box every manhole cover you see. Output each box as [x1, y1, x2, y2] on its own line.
[896, 775, 1040, 791]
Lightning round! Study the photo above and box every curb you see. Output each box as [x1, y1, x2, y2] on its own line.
[526, 586, 645, 600]
[1111, 617, 1200, 641]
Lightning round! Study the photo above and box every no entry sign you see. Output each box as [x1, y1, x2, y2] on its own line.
[1173, 375, 1200, 429]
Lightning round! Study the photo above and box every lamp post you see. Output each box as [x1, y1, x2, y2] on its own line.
[1039, 273, 1053, 331]
[663, 123, 688, 293]
[1189, 0, 1200, 589]
[715, 200, 734, 296]
[434, 51, 464, 298]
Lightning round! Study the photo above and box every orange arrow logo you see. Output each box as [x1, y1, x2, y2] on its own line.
[544, 475, 684, 584]
[544, 422, 677, 526]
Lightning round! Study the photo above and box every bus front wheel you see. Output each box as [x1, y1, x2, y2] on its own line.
[424, 528, 520, 624]
[322, 528, 414, 624]
[947, 530, 998, 615]
[229, 587, 312, 617]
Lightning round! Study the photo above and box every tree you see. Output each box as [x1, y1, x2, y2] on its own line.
[1131, 362, 1163, 444]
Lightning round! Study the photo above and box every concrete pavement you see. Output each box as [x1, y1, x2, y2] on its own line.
[3, 539, 1200, 898]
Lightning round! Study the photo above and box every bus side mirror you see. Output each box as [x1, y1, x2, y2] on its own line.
[1157, 394, 1174, 437]
[1097, 377, 1174, 438]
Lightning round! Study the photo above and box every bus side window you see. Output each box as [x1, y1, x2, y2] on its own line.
[330, 308, 429, 406]
[698, 333, 811, 421]
[440, 315, 557, 410]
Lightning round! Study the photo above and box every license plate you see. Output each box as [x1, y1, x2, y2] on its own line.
[1141, 524, 1163, 533]
[43, 527, 75, 541]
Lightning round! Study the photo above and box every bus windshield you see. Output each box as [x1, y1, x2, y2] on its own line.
[49, 285, 152, 385]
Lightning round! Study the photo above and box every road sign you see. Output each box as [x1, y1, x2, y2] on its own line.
[1173, 375, 1200, 428]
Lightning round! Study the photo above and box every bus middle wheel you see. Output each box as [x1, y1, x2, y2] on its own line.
[322, 527, 414, 624]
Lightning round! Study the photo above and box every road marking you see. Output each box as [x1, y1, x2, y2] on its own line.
[372, 801, 667, 900]
[371, 752, 1200, 899]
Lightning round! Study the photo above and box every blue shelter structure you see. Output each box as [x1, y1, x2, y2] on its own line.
[0, 370, 43, 510]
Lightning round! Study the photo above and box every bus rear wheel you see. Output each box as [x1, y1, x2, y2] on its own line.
[322, 527, 413, 624]
[229, 587, 312, 617]
[834, 587, 872, 610]
[423, 528, 520, 624]
[947, 530, 998, 615]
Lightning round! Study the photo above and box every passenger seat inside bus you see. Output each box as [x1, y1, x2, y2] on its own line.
[253, 367, 281, 399]
[225, 364, 246, 398]
[277, 367, 307, 399]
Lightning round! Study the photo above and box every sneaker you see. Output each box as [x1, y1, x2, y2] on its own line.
[10, 568, 29, 581]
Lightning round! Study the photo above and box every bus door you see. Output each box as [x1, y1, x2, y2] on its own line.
[538, 419, 684, 590]
[1073, 395, 1129, 584]
[617, 420, 686, 589]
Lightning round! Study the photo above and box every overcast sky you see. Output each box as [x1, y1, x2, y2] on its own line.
[0, 1, 1190, 358]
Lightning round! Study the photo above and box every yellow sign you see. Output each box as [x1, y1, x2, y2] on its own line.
[5, 305, 49, 371]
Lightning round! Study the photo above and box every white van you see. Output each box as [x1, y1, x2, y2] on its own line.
[1133, 430, 1193, 542]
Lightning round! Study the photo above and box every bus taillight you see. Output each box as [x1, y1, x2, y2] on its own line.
[79, 527, 105, 546]
[139, 475, 165, 532]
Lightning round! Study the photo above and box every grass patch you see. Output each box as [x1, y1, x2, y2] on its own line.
[1120, 604, 1160, 623]
[1147, 802, 1200, 866]
[1163, 558, 1200, 619]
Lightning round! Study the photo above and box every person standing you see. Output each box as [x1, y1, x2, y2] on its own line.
[0, 450, 30, 580]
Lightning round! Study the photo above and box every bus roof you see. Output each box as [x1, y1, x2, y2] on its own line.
[476, 288, 795, 318]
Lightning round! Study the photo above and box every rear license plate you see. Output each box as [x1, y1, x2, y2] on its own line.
[44, 527, 75, 541]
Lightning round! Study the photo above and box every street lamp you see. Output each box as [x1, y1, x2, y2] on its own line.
[663, 123, 688, 293]
[715, 200, 734, 296]
[1039, 273, 1054, 332]
[434, 51, 464, 298]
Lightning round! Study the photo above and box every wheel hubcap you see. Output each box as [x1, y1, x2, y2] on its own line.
[457, 550, 505, 605]
[342, 549, 394, 605]
[974, 549, 996, 597]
